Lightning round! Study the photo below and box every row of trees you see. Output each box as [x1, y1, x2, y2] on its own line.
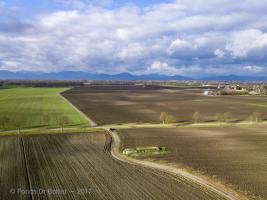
[0, 117, 27, 134]
[215, 112, 262, 123]
[160, 111, 263, 124]
[0, 115, 70, 133]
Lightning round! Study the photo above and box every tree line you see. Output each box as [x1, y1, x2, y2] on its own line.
[0, 115, 70, 133]
[160, 111, 263, 124]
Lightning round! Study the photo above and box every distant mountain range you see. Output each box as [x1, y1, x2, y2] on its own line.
[0, 70, 267, 81]
[0, 70, 190, 81]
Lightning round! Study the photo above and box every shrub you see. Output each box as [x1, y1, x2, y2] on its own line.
[160, 112, 176, 124]
[192, 112, 200, 123]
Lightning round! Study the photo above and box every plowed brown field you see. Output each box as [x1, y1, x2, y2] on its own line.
[120, 126, 267, 200]
[63, 86, 267, 125]
[0, 132, 229, 200]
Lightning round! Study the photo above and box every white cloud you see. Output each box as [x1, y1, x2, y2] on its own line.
[1, 0, 267, 76]
[167, 39, 194, 54]
[226, 29, 267, 59]
[1, 60, 19, 68]
[175, 0, 267, 13]
[146, 61, 203, 76]
[241, 65, 264, 73]
[147, 61, 180, 75]
[167, 33, 226, 59]
[40, 11, 79, 28]
[116, 43, 148, 60]
[214, 49, 225, 58]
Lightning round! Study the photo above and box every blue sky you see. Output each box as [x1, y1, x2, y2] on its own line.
[3, 0, 173, 15]
[1, 0, 267, 77]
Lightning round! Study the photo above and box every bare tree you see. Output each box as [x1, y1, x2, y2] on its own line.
[165, 114, 176, 124]
[160, 112, 167, 124]
[0, 116, 10, 130]
[58, 116, 69, 133]
[192, 112, 200, 123]
[160, 112, 176, 124]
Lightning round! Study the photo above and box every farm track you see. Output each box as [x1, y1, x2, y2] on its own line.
[0, 124, 260, 199]
[120, 127, 267, 199]
[107, 129, 247, 200]
[1, 86, 261, 200]
[62, 88, 248, 200]
[2, 119, 267, 137]
[60, 92, 245, 200]
[1, 133, 232, 200]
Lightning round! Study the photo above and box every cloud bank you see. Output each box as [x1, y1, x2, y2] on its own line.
[0, 0, 267, 77]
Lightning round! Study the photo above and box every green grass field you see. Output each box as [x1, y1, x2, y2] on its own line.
[0, 88, 88, 130]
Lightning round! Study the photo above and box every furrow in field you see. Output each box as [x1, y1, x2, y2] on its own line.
[120, 127, 267, 200]
[63, 86, 267, 125]
[107, 129, 243, 200]
[8, 133, 229, 200]
[0, 137, 30, 200]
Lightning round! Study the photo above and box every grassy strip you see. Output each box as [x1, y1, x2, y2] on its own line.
[2, 121, 265, 136]
[248, 103, 267, 108]
[101, 121, 267, 130]
[0, 127, 104, 136]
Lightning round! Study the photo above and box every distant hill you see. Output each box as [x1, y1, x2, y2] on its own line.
[0, 70, 266, 81]
[0, 71, 191, 81]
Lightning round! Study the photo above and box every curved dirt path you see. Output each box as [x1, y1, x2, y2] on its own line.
[107, 129, 248, 200]
[61, 90, 248, 200]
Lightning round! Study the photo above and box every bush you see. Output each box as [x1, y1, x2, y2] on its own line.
[160, 112, 176, 124]
[192, 112, 200, 123]
[250, 112, 262, 123]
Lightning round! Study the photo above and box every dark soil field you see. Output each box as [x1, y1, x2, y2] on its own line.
[0, 137, 30, 200]
[63, 85, 267, 125]
[0, 132, 229, 200]
[120, 126, 267, 199]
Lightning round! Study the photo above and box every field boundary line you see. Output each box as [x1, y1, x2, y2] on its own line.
[59, 92, 98, 127]
[99, 121, 267, 130]
[1, 120, 266, 136]
[21, 137, 33, 200]
[107, 129, 248, 200]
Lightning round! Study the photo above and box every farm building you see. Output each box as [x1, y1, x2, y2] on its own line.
[203, 90, 213, 96]
[123, 147, 163, 156]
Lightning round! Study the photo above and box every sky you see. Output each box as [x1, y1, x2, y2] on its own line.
[0, 0, 267, 77]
